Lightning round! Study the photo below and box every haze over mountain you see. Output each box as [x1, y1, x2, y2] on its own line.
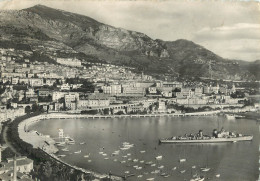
[0, 5, 258, 80]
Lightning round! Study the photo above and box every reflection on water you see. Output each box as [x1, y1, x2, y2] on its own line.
[30, 116, 259, 181]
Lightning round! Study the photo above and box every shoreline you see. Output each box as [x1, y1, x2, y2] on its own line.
[17, 114, 123, 180]
[16, 109, 256, 180]
[45, 110, 221, 119]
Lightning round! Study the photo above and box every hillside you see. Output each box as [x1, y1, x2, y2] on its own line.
[0, 5, 257, 80]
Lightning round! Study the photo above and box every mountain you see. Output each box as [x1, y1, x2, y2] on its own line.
[0, 4, 257, 80]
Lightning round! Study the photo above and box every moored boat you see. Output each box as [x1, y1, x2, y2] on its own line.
[74, 150, 81, 154]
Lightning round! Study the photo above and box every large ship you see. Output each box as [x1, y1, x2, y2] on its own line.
[159, 128, 253, 143]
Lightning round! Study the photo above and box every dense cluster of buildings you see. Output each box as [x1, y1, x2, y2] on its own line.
[0, 147, 33, 181]
[0, 46, 257, 122]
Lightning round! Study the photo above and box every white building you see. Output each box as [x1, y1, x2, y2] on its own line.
[52, 91, 67, 101]
[102, 84, 122, 94]
[57, 58, 82, 67]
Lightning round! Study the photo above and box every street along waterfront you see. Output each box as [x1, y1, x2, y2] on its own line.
[29, 115, 259, 181]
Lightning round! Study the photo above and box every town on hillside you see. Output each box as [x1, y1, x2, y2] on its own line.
[0, 46, 259, 181]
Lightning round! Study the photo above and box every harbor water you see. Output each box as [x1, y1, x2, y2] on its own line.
[29, 115, 259, 181]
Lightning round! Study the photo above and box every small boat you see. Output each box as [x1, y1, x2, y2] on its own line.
[84, 154, 90, 158]
[235, 115, 245, 119]
[58, 155, 66, 158]
[67, 142, 75, 145]
[151, 164, 156, 167]
[179, 158, 186, 162]
[137, 175, 143, 178]
[172, 167, 177, 170]
[164, 174, 170, 178]
[146, 178, 155, 181]
[133, 165, 138, 168]
[180, 170, 186, 174]
[79, 142, 86, 145]
[120, 147, 129, 150]
[61, 148, 69, 152]
[140, 150, 146, 153]
[133, 159, 139, 162]
[122, 155, 128, 158]
[99, 152, 103, 154]
[145, 161, 153, 165]
[140, 160, 144, 163]
[88, 160, 92, 162]
[192, 165, 196, 169]
[201, 156, 210, 172]
[112, 150, 120, 155]
[125, 171, 130, 174]
[136, 167, 142, 170]
[104, 157, 109, 160]
[102, 153, 107, 156]
[156, 155, 163, 160]
[160, 173, 167, 176]
[128, 158, 132, 161]
[113, 159, 118, 162]
[216, 174, 220, 178]
[158, 165, 164, 169]
[154, 170, 160, 174]
[127, 153, 131, 156]
[56, 142, 66, 147]
[226, 114, 235, 120]
[74, 150, 81, 154]
[190, 175, 205, 181]
[120, 161, 126, 163]
[201, 167, 210, 172]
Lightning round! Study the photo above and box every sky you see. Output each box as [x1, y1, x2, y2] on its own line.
[0, 0, 260, 62]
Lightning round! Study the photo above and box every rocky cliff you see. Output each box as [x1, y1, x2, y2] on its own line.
[0, 5, 257, 80]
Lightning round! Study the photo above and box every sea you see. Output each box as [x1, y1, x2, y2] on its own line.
[29, 115, 259, 181]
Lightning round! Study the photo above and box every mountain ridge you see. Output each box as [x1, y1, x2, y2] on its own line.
[0, 4, 258, 80]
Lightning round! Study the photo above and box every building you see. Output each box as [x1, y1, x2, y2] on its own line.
[102, 84, 122, 95]
[25, 88, 36, 98]
[64, 93, 79, 103]
[29, 78, 44, 87]
[122, 87, 145, 95]
[78, 99, 110, 109]
[157, 101, 166, 113]
[161, 90, 172, 98]
[11, 77, 19, 85]
[52, 91, 67, 102]
[56, 58, 81, 67]
[60, 83, 71, 91]
[194, 87, 203, 96]
[148, 87, 157, 94]
[64, 93, 79, 110]
[0, 155, 33, 180]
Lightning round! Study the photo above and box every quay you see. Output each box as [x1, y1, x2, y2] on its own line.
[45, 110, 220, 119]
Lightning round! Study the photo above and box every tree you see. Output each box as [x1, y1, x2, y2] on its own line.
[103, 108, 110, 115]
[25, 106, 31, 114]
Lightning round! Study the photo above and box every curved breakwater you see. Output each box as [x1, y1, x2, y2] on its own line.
[17, 114, 122, 180]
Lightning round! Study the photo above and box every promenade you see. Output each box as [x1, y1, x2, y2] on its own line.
[44, 110, 220, 119]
